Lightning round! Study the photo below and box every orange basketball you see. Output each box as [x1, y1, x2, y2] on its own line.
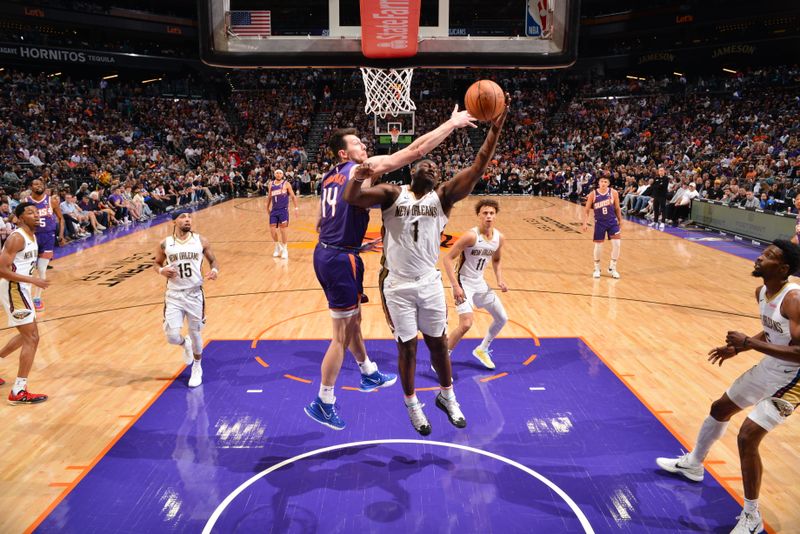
[464, 80, 505, 121]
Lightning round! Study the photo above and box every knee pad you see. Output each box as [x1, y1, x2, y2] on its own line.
[188, 329, 203, 354]
[165, 328, 183, 345]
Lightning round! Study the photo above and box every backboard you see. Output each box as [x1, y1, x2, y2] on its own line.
[199, 0, 580, 69]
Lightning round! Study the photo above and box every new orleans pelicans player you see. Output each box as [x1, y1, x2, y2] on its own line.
[153, 212, 219, 388]
[344, 97, 509, 435]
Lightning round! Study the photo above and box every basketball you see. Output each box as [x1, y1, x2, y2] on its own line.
[464, 80, 505, 121]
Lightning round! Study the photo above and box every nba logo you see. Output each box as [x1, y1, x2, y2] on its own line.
[525, 0, 548, 37]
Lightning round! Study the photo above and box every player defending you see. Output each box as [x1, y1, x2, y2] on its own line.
[27, 178, 65, 311]
[344, 99, 508, 435]
[305, 106, 477, 431]
[0, 202, 51, 404]
[582, 174, 622, 279]
[154, 212, 219, 388]
[265, 169, 298, 259]
[442, 199, 509, 370]
[656, 240, 800, 534]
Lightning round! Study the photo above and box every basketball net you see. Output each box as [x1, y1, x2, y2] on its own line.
[360, 67, 416, 119]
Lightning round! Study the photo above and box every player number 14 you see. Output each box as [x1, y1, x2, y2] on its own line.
[321, 187, 338, 218]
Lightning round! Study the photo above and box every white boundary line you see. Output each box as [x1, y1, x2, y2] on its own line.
[202, 438, 595, 533]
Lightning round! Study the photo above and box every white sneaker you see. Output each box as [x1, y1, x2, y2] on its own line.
[435, 392, 467, 428]
[188, 361, 203, 388]
[96, 224, 107, 230]
[730, 511, 763, 534]
[609, 269, 620, 279]
[182, 336, 194, 365]
[658, 222, 665, 230]
[272, 244, 280, 257]
[655, 453, 704, 482]
[406, 401, 431, 435]
[648, 221, 655, 227]
[471, 347, 496, 369]
[280, 245, 288, 259]
[592, 268, 601, 279]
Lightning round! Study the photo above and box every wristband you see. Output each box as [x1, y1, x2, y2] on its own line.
[158, 266, 165, 275]
[211, 268, 219, 274]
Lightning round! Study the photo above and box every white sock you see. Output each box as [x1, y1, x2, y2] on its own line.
[611, 239, 621, 262]
[319, 384, 335, 404]
[743, 498, 759, 515]
[478, 339, 490, 351]
[609, 259, 617, 270]
[358, 357, 377, 376]
[404, 393, 419, 407]
[440, 385, 456, 400]
[687, 416, 729, 465]
[192, 359, 202, 368]
[13, 377, 27, 395]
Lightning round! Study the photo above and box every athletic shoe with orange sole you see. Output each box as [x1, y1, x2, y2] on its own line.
[8, 389, 48, 405]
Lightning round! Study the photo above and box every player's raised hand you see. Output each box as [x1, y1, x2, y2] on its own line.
[708, 345, 737, 366]
[353, 161, 374, 183]
[450, 104, 477, 129]
[491, 93, 511, 129]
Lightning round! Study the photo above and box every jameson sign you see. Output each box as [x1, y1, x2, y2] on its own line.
[0, 43, 115, 64]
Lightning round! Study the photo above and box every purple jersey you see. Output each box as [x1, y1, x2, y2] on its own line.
[318, 161, 369, 249]
[27, 194, 57, 235]
[592, 189, 617, 226]
[269, 180, 289, 212]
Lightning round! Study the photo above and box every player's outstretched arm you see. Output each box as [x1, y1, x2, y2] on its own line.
[0, 234, 49, 288]
[441, 231, 477, 304]
[201, 236, 220, 280]
[440, 97, 509, 209]
[364, 106, 476, 178]
[343, 163, 400, 209]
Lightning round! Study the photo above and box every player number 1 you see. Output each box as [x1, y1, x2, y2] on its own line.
[411, 221, 419, 242]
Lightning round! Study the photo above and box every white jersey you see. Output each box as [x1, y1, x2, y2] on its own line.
[381, 186, 448, 279]
[8, 228, 38, 285]
[456, 227, 500, 282]
[758, 282, 800, 370]
[164, 233, 204, 290]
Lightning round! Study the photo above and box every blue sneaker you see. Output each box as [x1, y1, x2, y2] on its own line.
[304, 397, 345, 430]
[359, 370, 398, 392]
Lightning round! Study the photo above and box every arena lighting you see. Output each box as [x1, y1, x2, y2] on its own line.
[141, 77, 162, 84]
[673, 71, 684, 76]
[102, 74, 118, 80]
[723, 68, 738, 74]
[625, 75, 638, 80]
[47, 72, 62, 77]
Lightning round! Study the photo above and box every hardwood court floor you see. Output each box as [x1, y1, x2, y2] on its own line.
[1, 195, 797, 533]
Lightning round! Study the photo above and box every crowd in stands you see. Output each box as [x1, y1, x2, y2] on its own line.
[0, 64, 798, 249]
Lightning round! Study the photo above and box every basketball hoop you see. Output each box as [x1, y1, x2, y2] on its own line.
[360, 67, 416, 119]
[389, 127, 400, 144]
